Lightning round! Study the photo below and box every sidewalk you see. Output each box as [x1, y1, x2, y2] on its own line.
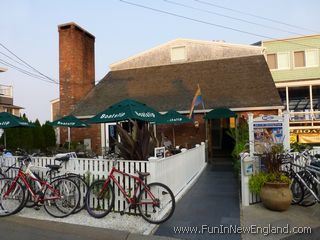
[241, 203, 320, 240]
[155, 163, 241, 240]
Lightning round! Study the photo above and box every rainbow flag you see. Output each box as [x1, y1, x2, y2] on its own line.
[189, 85, 203, 120]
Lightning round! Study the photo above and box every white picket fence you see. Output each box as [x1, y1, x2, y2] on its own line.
[1, 143, 206, 214]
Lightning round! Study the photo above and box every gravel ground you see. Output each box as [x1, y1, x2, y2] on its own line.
[17, 207, 156, 235]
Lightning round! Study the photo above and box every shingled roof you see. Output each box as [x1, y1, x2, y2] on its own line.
[72, 55, 282, 116]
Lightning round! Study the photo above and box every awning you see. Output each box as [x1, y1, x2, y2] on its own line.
[204, 108, 237, 120]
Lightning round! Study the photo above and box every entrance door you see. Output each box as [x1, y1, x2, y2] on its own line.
[212, 119, 222, 149]
[210, 118, 235, 157]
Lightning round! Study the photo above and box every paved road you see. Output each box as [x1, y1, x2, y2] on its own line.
[0, 216, 177, 240]
[155, 163, 241, 240]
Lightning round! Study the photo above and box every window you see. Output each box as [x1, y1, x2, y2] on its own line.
[267, 52, 290, 70]
[267, 54, 277, 69]
[305, 49, 319, 67]
[277, 52, 290, 69]
[171, 46, 186, 62]
[294, 51, 305, 67]
[294, 49, 319, 68]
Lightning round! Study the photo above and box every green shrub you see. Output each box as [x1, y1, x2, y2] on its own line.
[249, 172, 268, 194]
[249, 172, 290, 194]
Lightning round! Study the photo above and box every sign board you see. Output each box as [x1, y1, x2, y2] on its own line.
[248, 113, 290, 156]
[290, 129, 320, 144]
[154, 147, 165, 159]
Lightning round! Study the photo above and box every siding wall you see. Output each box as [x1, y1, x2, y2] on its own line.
[263, 35, 320, 82]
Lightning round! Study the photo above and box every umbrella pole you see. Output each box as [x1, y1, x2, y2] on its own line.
[68, 127, 71, 151]
[4, 130, 6, 148]
[172, 127, 175, 147]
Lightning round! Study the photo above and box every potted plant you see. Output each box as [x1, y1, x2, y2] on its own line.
[249, 141, 292, 211]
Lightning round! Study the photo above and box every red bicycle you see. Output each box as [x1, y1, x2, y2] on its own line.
[0, 155, 80, 218]
[85, 159, 175, 224]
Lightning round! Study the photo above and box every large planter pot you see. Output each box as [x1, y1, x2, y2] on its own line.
[260, 182, 292, 211]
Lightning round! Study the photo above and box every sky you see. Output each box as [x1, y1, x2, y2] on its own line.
[0, 0, 319, 123]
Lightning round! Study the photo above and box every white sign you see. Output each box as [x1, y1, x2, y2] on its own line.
[154, 147, 165, 159]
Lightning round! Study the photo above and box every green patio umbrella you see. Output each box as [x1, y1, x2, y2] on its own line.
[156, 110, 192, 146]
[49, 115, 89, 150]
[0, 112, 34, 148]
[204, 108, 237, 120]
[88, 99, 163, 124]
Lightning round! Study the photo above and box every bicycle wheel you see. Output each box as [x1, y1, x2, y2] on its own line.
[0, 178, 25, 217]
[280, 170, 304, 205]
[44, 178, 80, 218]
[66, 175, 88, 214]
[23, 178, 39, 208]
[290, 176, 304, 205]
[85, 180, 114, 218]
[137, 182, 175, 224]
[299, 174, 318, 207]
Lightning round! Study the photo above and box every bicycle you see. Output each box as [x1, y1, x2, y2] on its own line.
[281, 153, 320, 207]
[85, 159, 175, 224]
[0, 155, 81, 218]
[23, 153, 88, 214]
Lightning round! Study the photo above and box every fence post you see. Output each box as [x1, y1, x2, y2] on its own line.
[148, 157, 158, 183]
[240, 153, 250, 206]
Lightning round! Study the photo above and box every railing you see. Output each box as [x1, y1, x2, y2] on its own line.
[289, 110, 320, 122]
[1, 143, 206, 214]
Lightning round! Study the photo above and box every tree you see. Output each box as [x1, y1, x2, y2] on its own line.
[32, 119, 44, 150]
[42, 121, 56, 149]
[0, 115, 57, 153]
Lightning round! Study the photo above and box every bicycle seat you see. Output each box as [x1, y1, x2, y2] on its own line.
[136, 171, 150, 178]
[45, 164, 61, 172]
[54, 155, 70, 162]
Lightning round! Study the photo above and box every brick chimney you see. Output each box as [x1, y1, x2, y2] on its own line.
[58, 23, 99, 151]
[58, 22, 95, 116]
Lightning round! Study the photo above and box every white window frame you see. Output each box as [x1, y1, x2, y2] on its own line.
[305, 49, 319, 68]
[277, 52, 290, 70]
[170, 46, 187, 62]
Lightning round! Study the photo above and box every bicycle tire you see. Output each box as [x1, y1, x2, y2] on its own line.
[299, 173, 318, 207]
[44, 178, 80, 218]
[85, 180, 114, 218]
[290, 176, 305, 205]
[137, 182, 175, 224]
[0, 178, 25, 217]
[66, 175, 88, 214]
[23, 178, 39, 208]
[280, 170, 304, 205]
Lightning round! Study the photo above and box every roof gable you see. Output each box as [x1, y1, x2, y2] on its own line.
[110, 38, 263, 71]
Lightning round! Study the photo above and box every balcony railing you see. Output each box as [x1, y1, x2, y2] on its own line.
[289, 110, 320, 123]
[0, 85, 13, 98]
